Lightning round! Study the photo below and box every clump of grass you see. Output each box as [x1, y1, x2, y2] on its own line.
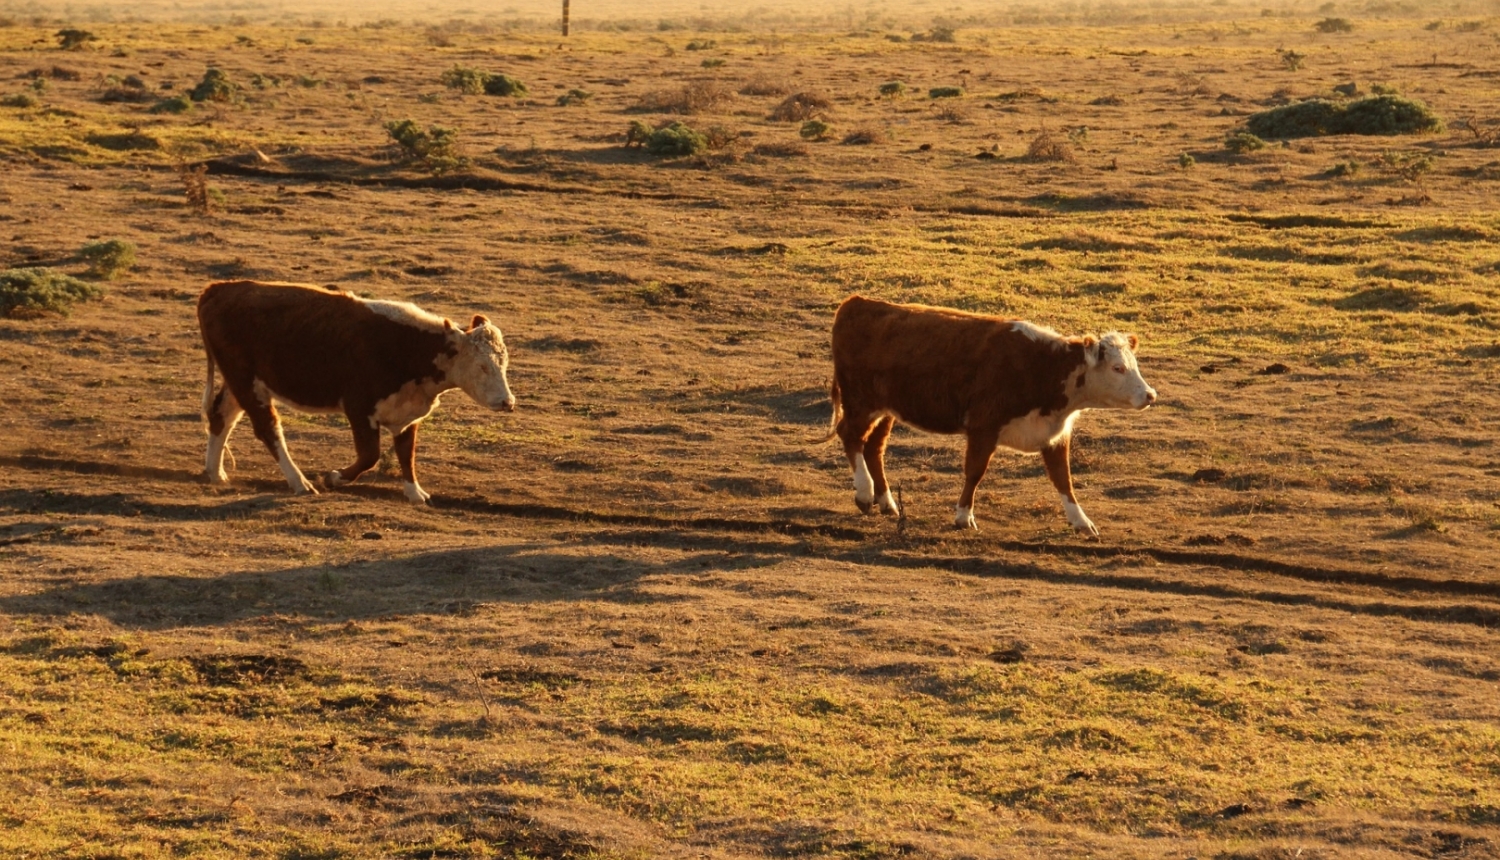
[1327, 160, 1362, 177]
[79, 240, 137, 280]
[1377, 149, 1434, 182]
[177, 163, 211, 215]
[0, 268, 104, 319]
[625, 119, 654, 148]
[1278, 49, 1306, 71]
[1026, 127, 1076, 162]
[1315, 17, 1355, 33]
[1, 92, 38, 108]
[189, 68, 236, 103]
[634, 81, 733, 114]
[149, 95, 193, 114]
[701, 58, 725, 69]
[1246, 95, 1443, 139]
[1178, 152, 1196, 169]
[879, 81, 906, 98]
[645, 121, 708, 156]
[440, 66, 527, 97]
[556, 88, 592, 106]
[799, 119, 831, 141]
[1224, 131, 1267, 154]
[751, 141, 807, 157]
[929, 86, 964, 99]
[911, 26, 956, 43]
[1090, 94, 1125, 106]
[99, 73, 151, 103]
[769, 91, 830, 122]
[841, 125, 885, 145]
[737, 74, 787, 97]
[384, 119, 465, 173]
[55, 28, 96, 50]
[685, 39, 717, 50]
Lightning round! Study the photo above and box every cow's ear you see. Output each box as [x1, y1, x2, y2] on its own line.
[470, 314, 489, 330]
[444, 318, 456, 333]
[1128, 333, 1139, 351]
[1082, 335, 1100, 366]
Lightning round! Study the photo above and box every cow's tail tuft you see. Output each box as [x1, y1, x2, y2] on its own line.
[200, 343, 217, 431]
[810, 376, 842, 445]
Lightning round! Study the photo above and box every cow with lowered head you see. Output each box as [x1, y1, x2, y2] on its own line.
[198, 280, 515, 504]
[824, 294, 1156, 536]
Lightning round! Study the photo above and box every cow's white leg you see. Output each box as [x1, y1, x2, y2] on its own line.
[954, 505, 978, 530]
[876, 488, 899, 516]
[852, 453, 876, 513]
[272, 425, 318, 495]
[402, 480, 431, 505]
[204, 392, 243, 485]
[1061, 495, 1099, 538]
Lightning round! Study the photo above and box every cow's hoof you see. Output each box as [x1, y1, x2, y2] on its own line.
[327, 470, 349, 488]
[953, 507, 978, 530]
[854, 496, 874, 515]
[403, 482, 431, 506]
[1074, 522, 1101, 539]
[205, 470, 229, 485]
[876, 491, 899, 516]
[293, 478, 319, 495]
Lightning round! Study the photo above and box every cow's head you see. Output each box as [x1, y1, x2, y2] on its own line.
[443, 315, 515, 412]
[1081, 332, 1156, 410]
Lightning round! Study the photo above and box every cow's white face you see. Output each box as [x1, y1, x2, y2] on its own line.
[443, 315, 515, 411]
[1082, 332, 1156, 410]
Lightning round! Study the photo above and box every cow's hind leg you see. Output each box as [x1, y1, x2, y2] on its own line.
[1041, 437, 1098, 538]
[954, 429, 999, 530]
[243, 396, 317, 495]
[204, 386, 244, 484]
[329, 410, 381, 489]
[393, 423, 429, 505]
[863, 416, 899, 516]
[837, 407, 879, 514]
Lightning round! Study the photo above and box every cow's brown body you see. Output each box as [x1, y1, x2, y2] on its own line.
[827, 294, 1156, 534]
[198, 280, 514, 504]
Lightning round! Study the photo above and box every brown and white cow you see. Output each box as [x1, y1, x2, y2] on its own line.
[824, 295, 1156, 536]
[198, 280, 515, 504]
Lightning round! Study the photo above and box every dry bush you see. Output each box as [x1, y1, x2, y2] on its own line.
[770, 91, 831, 122]
[633, 81, 733, 115]
[738, 73, 788, 97]
[934, 102, 970, 124]
[177, 163, 211, 215]
[751, 141, 807, 157]
[841, 125, 886, 145]
[1026, 128, 1076, 163]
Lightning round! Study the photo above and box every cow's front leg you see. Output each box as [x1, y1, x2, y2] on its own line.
[329, 413, 381, 489]
[1041, 436, 1098, 538]
[863, 416, 900, 516]
[955, 429, 999, 530]
[245, 400, 317, 495]
[204, 386, 243, 485]
[393, 423, 429, 505]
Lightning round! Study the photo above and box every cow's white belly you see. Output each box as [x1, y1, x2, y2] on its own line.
[253, 378, 341, 415]
[996, 409, 1077, 453]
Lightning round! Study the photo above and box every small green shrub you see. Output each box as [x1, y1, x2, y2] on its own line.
[1315, 17, 1354, 33]
[879, 81, 906, 98]
[1178, 152, 1196, 169]
[685, 39, 717, 50]
[55, 28, 96, 50]
[189, 68, 236, 102]
[149, 95, 193, 114]
[556, 88, 592, 106]
[1246, 95, 1442, 139]
[482, 74, 527, 97]
[441, 65, 488, 94]
[385, 119, 464, 172]
[1224, 132, 1267, 153]
[1328, 160, 1362, 177]
[0, 268, 104, 318]
[79, 239, 137, 280]
[929, 86, 964, 99]
[645, 121, 707, 156]
[1378, 149, 1433, 181]
[1279, 49, 1306, 71]
[1, 92, 38, 108]
[625, 119, 654, 147]
[701, 58, 726, 69]
[800, 119, 831, 141]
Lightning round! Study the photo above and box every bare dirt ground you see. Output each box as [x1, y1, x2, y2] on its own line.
[2, 3, 1500, 858]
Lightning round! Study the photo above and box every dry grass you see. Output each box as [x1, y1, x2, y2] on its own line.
[1026, 127, 1077, 163]
[631, 80, 734, 115]
[769, 91, 831, 122]
[4, 8, 1500, 859]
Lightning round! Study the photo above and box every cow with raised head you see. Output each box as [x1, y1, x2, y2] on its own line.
[824, 294, 1156, 536]
[198, 280, 515, 505]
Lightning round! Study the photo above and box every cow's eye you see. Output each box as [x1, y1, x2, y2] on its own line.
[1113, 365, 1126, 374]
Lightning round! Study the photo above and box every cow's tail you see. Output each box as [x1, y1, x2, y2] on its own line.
[200, 342, 217, 430]
[810, 376, 842, 445]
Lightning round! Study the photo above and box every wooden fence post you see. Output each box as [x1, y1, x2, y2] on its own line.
[562, 0, 570, 36]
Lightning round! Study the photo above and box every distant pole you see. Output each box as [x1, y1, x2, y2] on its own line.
[562, 0, 570, 36]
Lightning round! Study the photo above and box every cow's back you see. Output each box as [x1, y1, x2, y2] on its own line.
[199, 280, 446, 411]
[831, 295, 1083, 434]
